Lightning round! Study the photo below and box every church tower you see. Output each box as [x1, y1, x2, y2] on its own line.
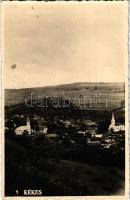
[108, 112, 116, 131]
[111, 112, 115, 126]
[26, 117, 31, 134]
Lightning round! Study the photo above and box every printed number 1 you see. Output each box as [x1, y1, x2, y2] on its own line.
[16, 190, 18, 194]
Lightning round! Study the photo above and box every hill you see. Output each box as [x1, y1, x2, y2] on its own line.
[5, 82, 125, 110]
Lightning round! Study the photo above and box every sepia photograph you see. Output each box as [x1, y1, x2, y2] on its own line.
[2, 2, 128, 198]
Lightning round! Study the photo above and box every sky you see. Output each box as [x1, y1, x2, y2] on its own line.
[3, 2, 127, 89]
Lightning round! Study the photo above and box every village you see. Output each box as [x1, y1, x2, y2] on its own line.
[4, 105, 125, 195]
[5, 112, 125, 153]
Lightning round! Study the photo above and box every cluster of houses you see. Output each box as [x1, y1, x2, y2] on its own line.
[5, 112, 125, 149]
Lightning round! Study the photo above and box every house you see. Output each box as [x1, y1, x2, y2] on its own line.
[63, 120, 72, 128]
[45, 133, 60, 141]
[77, 130, 86, 135]
[34, 115, 40, 120]
[113, 125, 125, 132]
[45, 133, 58, 138]
[94, 133, 103, 139]
[90, 130, 96, 135]
[84, 120, 96, 126]
[101, 138, 117, 149]
[14, 114, 20, 118]
[38, 125, 48, 134]
[37, 119, 48, 134]
[87, 138, 101, 146]
[5, 127, 9, 133]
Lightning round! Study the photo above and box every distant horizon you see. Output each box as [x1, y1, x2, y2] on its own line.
[5, 81, 125, 90]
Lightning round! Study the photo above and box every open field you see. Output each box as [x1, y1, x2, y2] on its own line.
[5, 82, 125, 110]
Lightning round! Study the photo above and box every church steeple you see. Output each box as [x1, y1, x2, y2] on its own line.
[111, 112, 115, 125]
[108, 112, 116, 131]
[26, 117, 31, 134]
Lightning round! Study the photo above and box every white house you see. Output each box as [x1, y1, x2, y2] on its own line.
[94, 133, 103, 139]
[38, 125, 48, 134]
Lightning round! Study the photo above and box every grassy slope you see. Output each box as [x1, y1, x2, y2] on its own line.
[5, 138, 124, 196]
[5, 82, 124, 110]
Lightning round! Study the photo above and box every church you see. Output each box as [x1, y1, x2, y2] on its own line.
[108, 112, 125, 133]
[15, 117, 31, 135]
